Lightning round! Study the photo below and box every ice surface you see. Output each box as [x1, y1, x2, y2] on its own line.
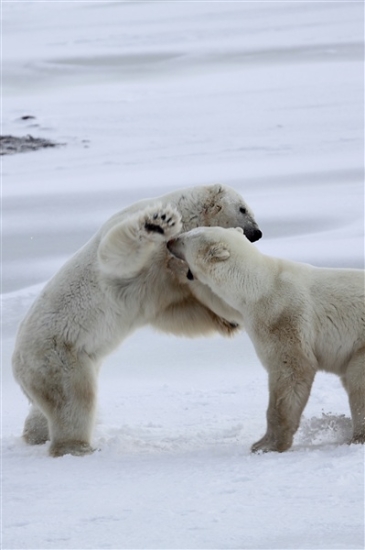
[1, 2, 364, 549]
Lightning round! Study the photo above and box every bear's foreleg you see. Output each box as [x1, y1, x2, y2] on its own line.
[98, 204, 182, 278]
[251, 355, 316, 453]
[341, 347, 365, 444]
[152, 295, 240, 338]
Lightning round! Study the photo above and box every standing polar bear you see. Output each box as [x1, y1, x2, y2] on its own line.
[168, 225, 365, 452]
[12, 184, 262, 457]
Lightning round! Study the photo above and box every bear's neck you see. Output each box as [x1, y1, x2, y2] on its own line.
[211, 246, 277, 309]
[239, 249, 277, 302]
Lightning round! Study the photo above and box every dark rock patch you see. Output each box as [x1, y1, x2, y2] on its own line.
[0, 135, 64, 155]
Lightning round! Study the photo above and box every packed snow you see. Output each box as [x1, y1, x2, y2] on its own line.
[1, 2, 364, 549]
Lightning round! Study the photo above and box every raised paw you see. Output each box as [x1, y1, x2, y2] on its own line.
[143, 204, 182, 240]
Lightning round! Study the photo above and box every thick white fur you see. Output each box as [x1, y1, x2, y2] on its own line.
[168, 226, 365, 452]
[12, 184, 261, 457]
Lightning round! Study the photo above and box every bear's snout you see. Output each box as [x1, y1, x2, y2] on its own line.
[167, 238, 186, 261]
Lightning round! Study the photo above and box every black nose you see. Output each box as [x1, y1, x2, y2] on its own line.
[246, 228, 262, 243]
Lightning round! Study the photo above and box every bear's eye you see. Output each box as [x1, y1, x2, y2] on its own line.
[240, 207, 247, 215]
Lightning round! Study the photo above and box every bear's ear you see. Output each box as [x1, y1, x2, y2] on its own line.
[234, 227, 244, 234]
[208, 244, 230, 262]
[211, 183, 224, 195]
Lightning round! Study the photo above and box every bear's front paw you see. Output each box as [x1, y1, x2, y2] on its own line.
[251, 432, 293, 454]
[143, 204, 182, 240]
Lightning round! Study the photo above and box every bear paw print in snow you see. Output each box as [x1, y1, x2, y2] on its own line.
[143, 205, 182, 240]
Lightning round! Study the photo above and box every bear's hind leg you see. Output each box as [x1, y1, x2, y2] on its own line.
[48, 402, 96, 458]
[22, 347, 98, 457]
[47, 360, 98, 457]
[23, 405, 50, 445]
[342, 347, 365, 444]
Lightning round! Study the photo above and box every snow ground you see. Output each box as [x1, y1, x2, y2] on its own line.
[1, 2, 364, 549]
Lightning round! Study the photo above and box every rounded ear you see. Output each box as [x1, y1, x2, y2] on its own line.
[235, 227, 244, 234]
[211, 183, 224, 195]
[208, 244, 230, 261]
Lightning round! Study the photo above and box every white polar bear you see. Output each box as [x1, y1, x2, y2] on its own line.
[12, 185, 262, 457]
[167, 226, 365, 452]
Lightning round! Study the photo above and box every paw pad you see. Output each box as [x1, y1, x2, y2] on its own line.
[143, 205, 182, 239]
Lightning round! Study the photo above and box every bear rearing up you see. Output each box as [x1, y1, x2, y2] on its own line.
[12, 185, 261, 457]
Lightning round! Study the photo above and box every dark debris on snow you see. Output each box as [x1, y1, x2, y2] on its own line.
[0, 135, 64, 155]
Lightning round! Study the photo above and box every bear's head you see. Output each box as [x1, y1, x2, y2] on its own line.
[167, 226, 247, 285]
[178, 184, 262, 243]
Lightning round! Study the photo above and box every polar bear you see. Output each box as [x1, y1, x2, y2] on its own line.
[12, 185, 262, 457]
[167, 226, 365, 452]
